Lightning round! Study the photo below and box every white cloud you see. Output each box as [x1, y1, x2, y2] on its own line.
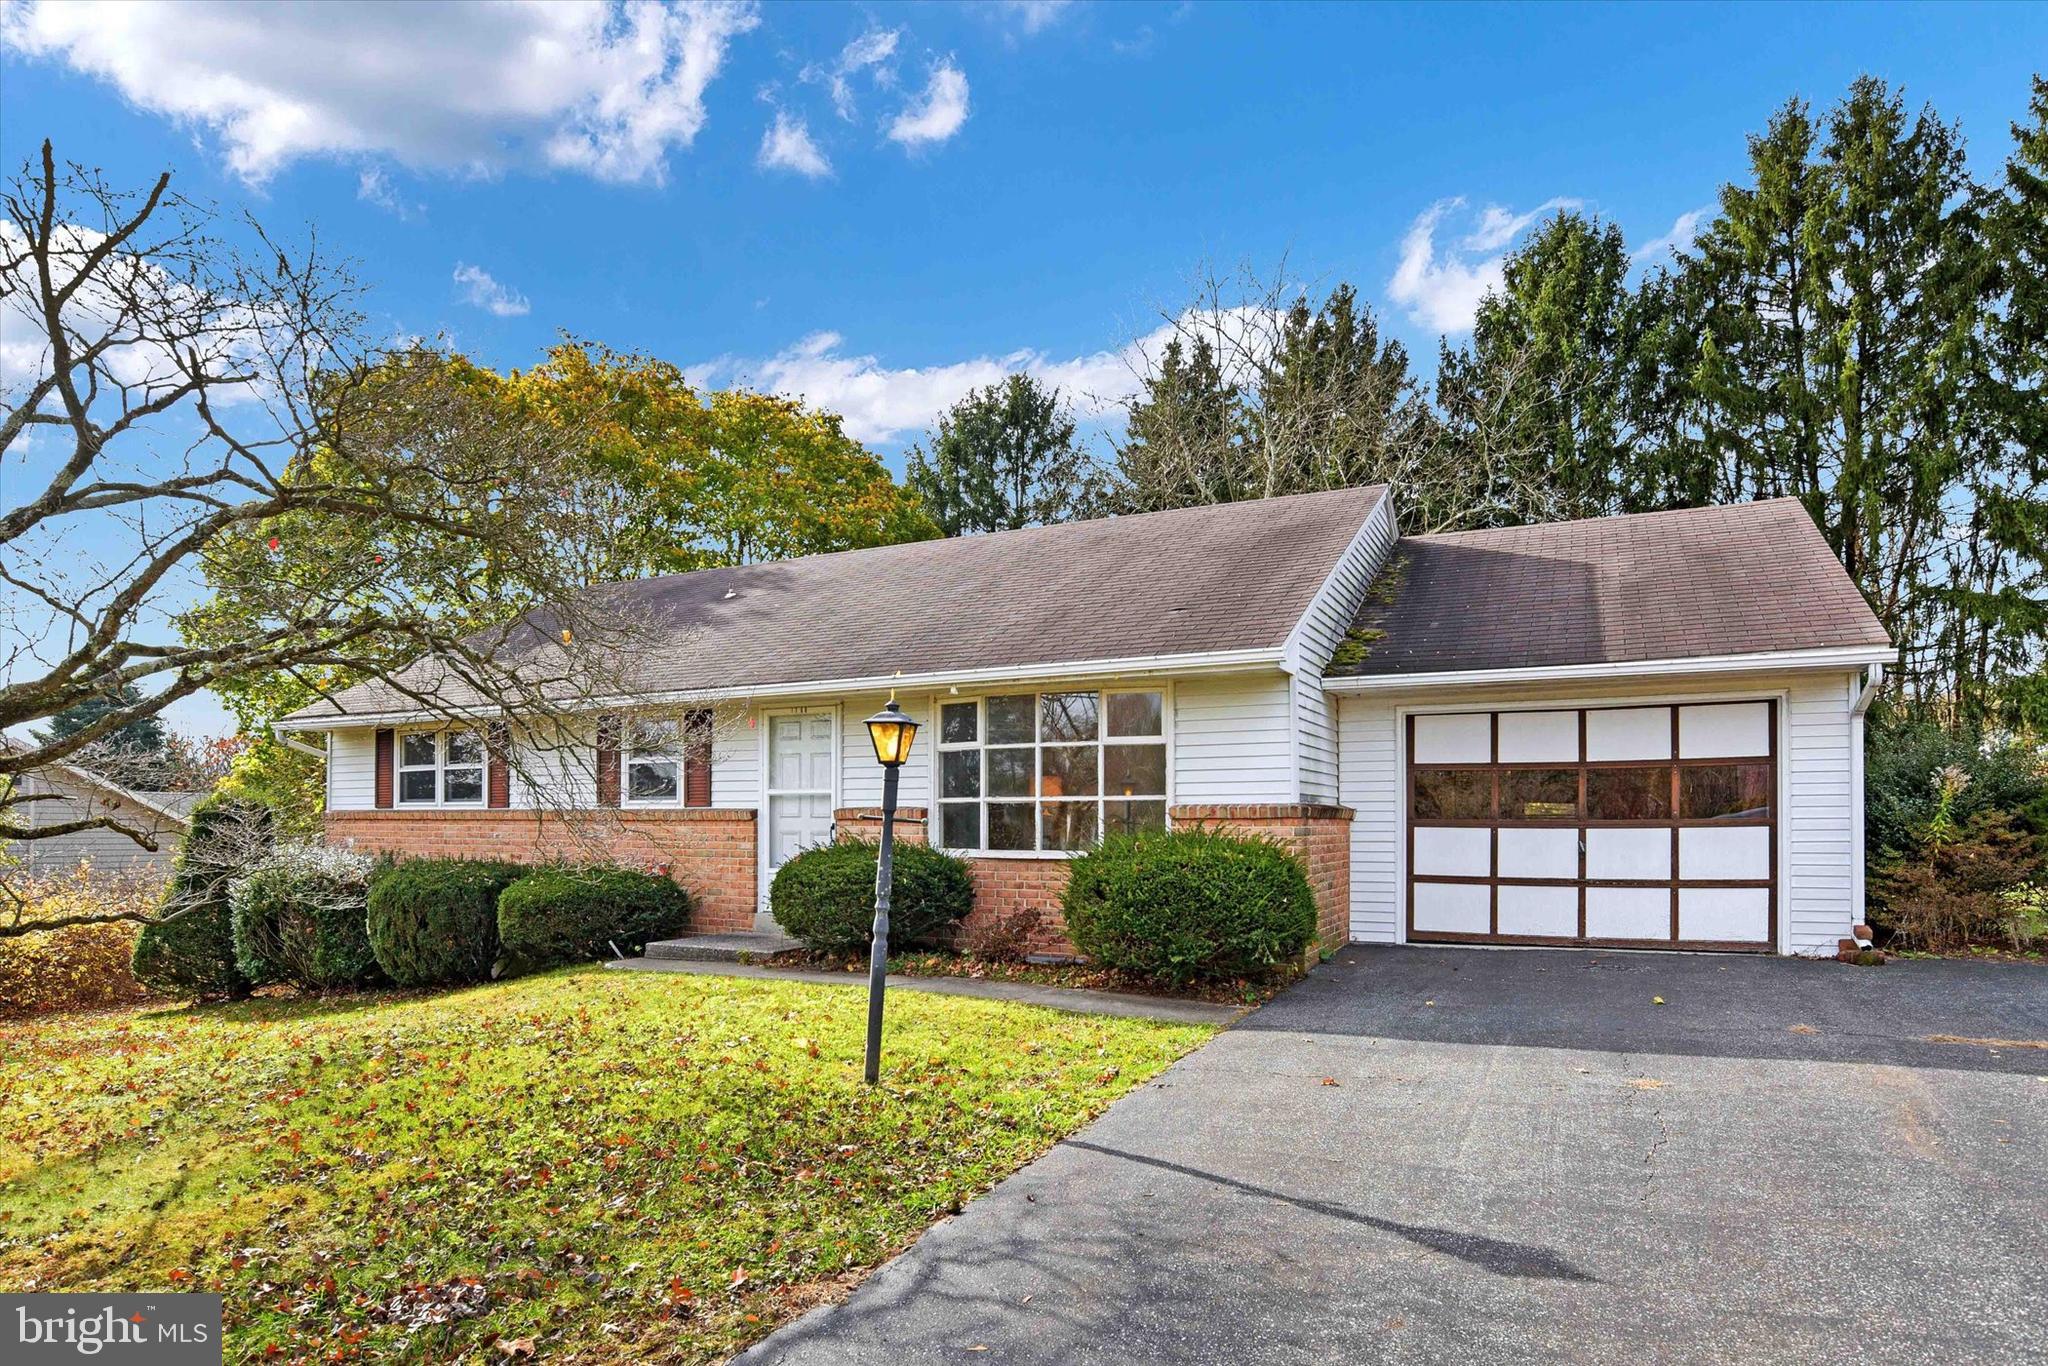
[690, 329, 1146, 445]
[1634, 206, 1712, 264]
[452, 264, 530, 318]
[998, 1, 1078, 36]
[2, 0, 760, 185]
[355, 167, 420, 219]
[802, 26, 900, 122]
[687, 310, 1275, 446]
[757, 111, 831, 178]
[888, 61, 970, 147]
[1388, 196, 1577, 334]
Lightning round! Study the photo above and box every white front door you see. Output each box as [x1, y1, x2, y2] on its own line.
[762, 710, 836, 926]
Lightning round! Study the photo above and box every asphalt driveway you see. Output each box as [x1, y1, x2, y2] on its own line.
[747, 946, 2048, 1365]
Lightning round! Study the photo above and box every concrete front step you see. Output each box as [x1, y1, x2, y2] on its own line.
[643, 931, 801, 962]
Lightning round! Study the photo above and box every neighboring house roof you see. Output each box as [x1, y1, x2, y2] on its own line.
[0, 739, 198, 830]
[281, 485, 1390, 725]
[1329, 497, 1892, 679]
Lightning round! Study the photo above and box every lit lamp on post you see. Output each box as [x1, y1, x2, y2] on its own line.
[861, 697, 919, 1085]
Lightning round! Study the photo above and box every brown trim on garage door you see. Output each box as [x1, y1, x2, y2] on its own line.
[1405, 700, 1778, 953]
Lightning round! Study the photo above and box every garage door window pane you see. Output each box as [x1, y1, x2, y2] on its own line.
[1587, 767, 1671, 821]
[1412, 769, 1491, 820]
[1500, 769, 1579, 820]
[1681, 764, 1773, 821]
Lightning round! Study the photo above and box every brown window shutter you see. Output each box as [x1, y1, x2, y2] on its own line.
[683, 709, 712, 807]
[373, 729, 395, 809]
[486, 722, 512, 809]
[595, 713, 622, 808]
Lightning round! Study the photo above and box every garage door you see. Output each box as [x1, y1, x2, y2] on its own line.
[1405, 702, 1776, 951]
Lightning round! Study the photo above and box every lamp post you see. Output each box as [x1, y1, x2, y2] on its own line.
[861, 697, 919, 1085]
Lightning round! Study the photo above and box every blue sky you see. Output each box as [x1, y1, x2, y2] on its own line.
[4, 0, 2044, 736]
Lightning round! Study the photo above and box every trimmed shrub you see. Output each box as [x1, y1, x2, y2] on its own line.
[495, 866, 695, 973]
[132, 795, 273, 998]
[366, 857, 525, 986]
[1, 867, 159, 1017]
[229, 845, 379, 989]
[1062, 828, 1315, 984]
[770, 839, 974, 954]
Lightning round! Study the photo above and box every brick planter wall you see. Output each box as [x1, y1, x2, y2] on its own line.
[325, 808, 759, 933]
[831, 802, 1355, 960]
[834, 807, 1080, 958]
[1171, 803, 1355, 953]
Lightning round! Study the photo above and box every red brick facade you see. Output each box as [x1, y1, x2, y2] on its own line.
[323, 808, 759, 933]
[1171, 804, 1355, 955]
[833, 802, 1355, 960]
[324, 799, 1353, 957]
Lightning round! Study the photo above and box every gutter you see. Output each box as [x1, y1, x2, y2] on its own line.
[276, 732, 329, 760]
[1322, 644, 1898, 694]
[270, 646, 1290, 732]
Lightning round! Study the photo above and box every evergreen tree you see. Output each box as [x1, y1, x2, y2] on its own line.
[905, 374, 1094, 534]
[1110, 336, 1244, 512]
[34, 683, 171, 783]
[1437, 211, 1641, 525]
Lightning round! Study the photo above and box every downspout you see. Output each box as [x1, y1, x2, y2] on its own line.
[1847, 664, 1883, 950]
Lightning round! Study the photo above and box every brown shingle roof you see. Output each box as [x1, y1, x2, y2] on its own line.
[1330, 498, 1891, 678]
[283, 485, 1388, 722]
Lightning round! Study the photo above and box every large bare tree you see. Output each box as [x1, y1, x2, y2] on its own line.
[0, 143, 642, 933]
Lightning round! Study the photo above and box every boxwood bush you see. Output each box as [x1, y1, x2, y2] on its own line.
[496, 866, 695, 973]
[1062, 828, 1316, 984]
[229, 845, 379, 989]
[770, 839, 974, 954]
[366, 857, 525, 986]
[131, 795, 272, 999]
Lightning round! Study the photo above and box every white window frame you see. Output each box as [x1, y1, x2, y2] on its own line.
[623, 716, 684, 808]
[931, 686, 1171, 857]
[394, 727, 486, 808]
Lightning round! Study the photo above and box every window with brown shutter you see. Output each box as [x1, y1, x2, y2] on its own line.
[373, 728, 394, 809]
[594, 714, 622, 808]
[486, 722, 512, 809]
[683, 709, 712, 807]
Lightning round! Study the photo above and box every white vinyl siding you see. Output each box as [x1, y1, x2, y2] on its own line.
[708, 712, 761, 811]
[6, 773, 187, 874]
[1336, 697, 1401, 943]
[1784, 673, 1859, 956]
[841, 694, 932, 810]
[1283, 492, 1398, 804]
[1171, 673, 1294, 804]
[1337, 670, 1867, 955]
[328, 728, 377, 809]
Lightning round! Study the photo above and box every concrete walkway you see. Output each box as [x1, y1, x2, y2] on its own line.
[605, 956, 1244, 1026]
[744, 946, 2048, 1365]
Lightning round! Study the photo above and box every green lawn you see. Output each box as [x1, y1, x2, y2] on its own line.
[0, 969, 1215, 1362]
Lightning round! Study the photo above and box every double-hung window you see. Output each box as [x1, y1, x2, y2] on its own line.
[625, 717, 681, 803]
[396, 729, 485, 805]
[936, 690, 1167, 853]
